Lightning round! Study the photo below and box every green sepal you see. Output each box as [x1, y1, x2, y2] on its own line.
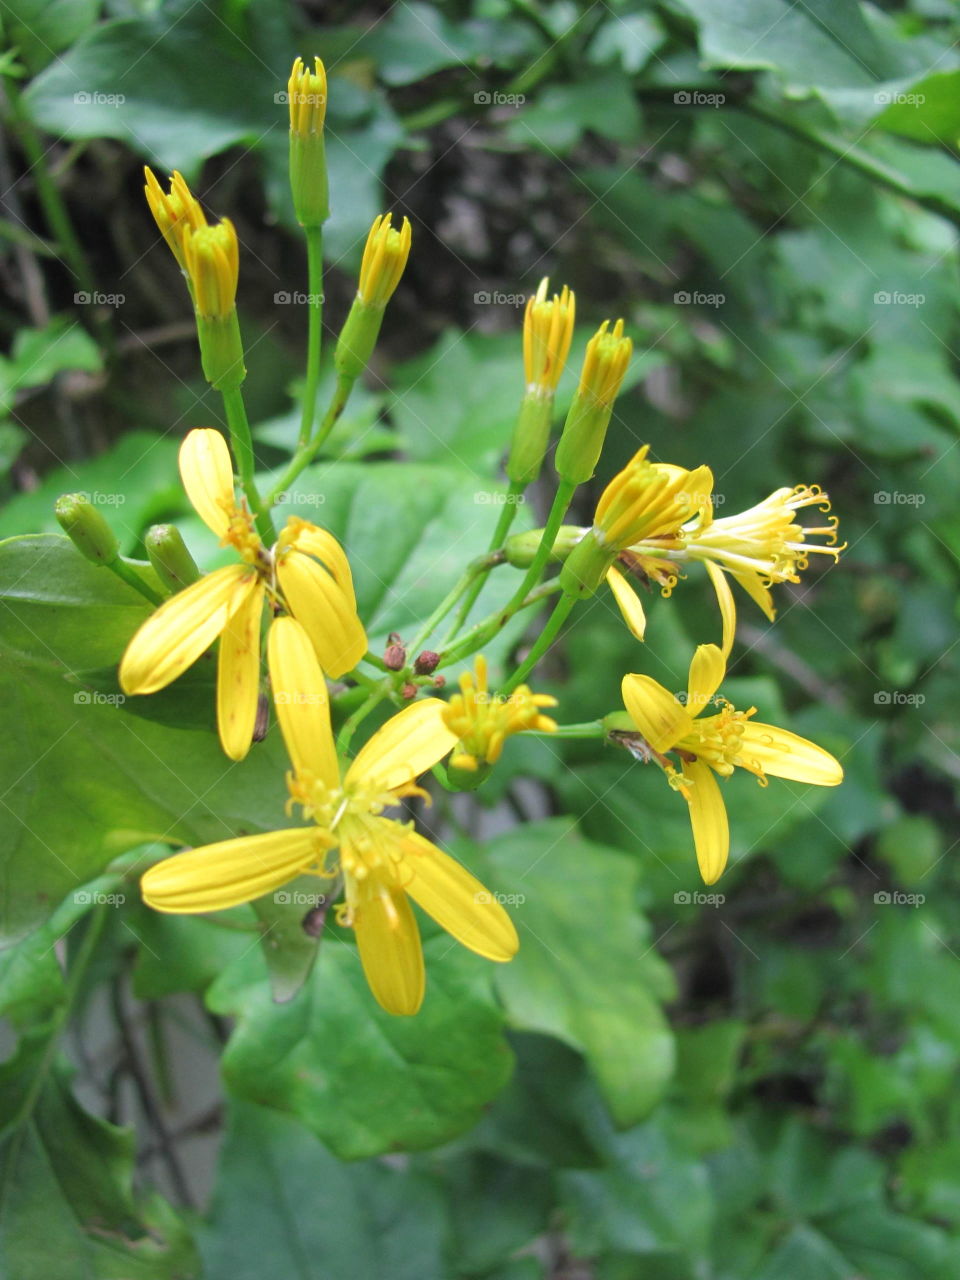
[554, 393, 613, 486]
[559, 527, 615, 597]
[334, 297, 384, 380]
[290, 131, 330, 229]
[197, 308, 246, 390]
[506, 392, 553, 487]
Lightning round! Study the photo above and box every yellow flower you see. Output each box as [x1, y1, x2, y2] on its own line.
[610, 482, 843, 656]
[143, 167, 207, 270]
[287, 55, 328, 135]
[442, 655, 558, 772]
[618, 644, 843, 883]
[182, 220, 240, 320]
[119, 429, 365, 761]
[141, 617, 519, 1016]
[554, 319, 634, 486]
[574, 318, 633, 408]
[358, 213, 412, 309]
[524, 277, 576, 396]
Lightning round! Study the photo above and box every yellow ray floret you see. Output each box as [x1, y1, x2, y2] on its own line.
[358, 213, 412, 309]
[288, 55, 328, 135]
[442, 655, 558, 772]
[143, 167, 207, 269]
[523, 277, 576, 396]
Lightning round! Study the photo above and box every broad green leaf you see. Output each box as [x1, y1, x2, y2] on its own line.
[469, 819, 676, 1126]
[2, 0, 99, 74]
[207, 939, 513, 1159]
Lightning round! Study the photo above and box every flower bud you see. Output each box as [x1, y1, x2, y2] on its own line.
[559, 528, 615, 599]
[287, 56, 330, 227]
[55, 493, 119, 565]
[183, 222, 246, 390]
[384, 641, 406, 671]
[334, 215, 412, 380]
[413, 650, 440, 675]
[555, 319, 632, 485]
[145, 524, 201, 593]
[506, 278, 575, 486]
[504, 525, 582, 568]
[143, 167, 206, 271]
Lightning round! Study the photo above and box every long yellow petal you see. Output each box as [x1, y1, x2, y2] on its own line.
[736, 722, 844, 786]
[119, 564, 251, 695]
[682, 759, 729, 884]
[179, 428, 235, 537]
[730, 566, 776, 621]
[267, 616, 339, 788]
[606, 566, 647, 641]
[621, 673, 695, 754]
[687, 643, 725, 716]
[400, 831, 519, 961]
[141, 828, 323, 913]
[350, 873, 425, 1016]
[705, 560, 737, 659]
[217, 577, 264, 761]
[277, 550, 366, 678]
[345, 699, 458, 793]
[288, 523, 357, 609]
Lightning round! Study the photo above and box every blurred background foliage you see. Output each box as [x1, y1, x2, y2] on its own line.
[1, 0, 960, 1276]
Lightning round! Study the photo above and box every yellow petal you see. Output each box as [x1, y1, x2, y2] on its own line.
[288, 523, 357, 609]
[277, 550, 366, 678]
[350, 873, 425, 1016]
[621, 673, 695, 754]
[119, 564, 251, 695]
[345, 699, 458, 793]
[179, 428, 235, 538]
[267, 616, 339, 788]
[687, 643, 725, 716]
[400, 831, 519, 961]
[705, 560, 737, 660]
[606, 565, 647, 641]
[730, 567, 776, 621]
[682, 759, 729, 884]
[217, 577, 264, 761]
[142, 828, 322, 913]
[736, 722, 844, 786]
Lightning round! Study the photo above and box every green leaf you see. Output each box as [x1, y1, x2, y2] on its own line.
[506, 73, 643, 153]
[2, 0, 99, 74]
[874, 69, 960, 144]
[469, 819, 675, 1126]
[207, 939, 513, 1159]
[0, 316, 102, 416]
[201, 1101, 448, 1279]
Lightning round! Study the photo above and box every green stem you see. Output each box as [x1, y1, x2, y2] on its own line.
[221, 386, 274, 541]
[264, 372, 355, 509]
[446, 482, 524, 642]
[500, 593, 575, 694]
[107, 557, 164, 606]
[438, 578, 563, 669]
[298, 226, 324, 447]
[542, 720, 605, 739]
[336, 685, 391, 757]
[505, 479, 576, 615]
[409, 554, 501, 656]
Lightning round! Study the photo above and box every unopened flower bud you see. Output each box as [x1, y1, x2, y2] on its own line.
[504, 525, 582, 568]
[384, 641, 406, 670]
[143, 167, 206, 271]
[506, 278, 575, 486]
[287, 56, 330, 227]
[55, 493, 119, 565]
[401, 681, 417, 700]
[145, 524, 201, 593]
[182, 220, 246, 390]
[414, 650, 440, 675]
[555, 318, 632, 485]
[335, 215, 412, 380]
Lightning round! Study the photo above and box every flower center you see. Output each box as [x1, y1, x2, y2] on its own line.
[675, 702, 756, 778]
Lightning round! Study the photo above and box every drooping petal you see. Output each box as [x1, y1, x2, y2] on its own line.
[687, 643, 726, 717]
[736, 722, 844, 786]
[681, 759, 729, 884]
[179, 428, 235, 537]
[287, 522, 357, 609]
[141, 827, 323, 913]
[606, 566, 647, 641]
[350, 872, 425, 1016]
[621, 673, 695, 754]
[730, 566, 776, 621]
[216, 577, 264, 761]
[119, 564, 251, 695]
[277, 549, 366, 678]
[267, 616, 339, 788]
[400, 830, 519, 961]
[345, 699, 459, 794]
[705, 560, 737, 659]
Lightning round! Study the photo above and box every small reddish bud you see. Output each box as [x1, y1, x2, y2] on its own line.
[433, 675, 446, 689]
[384, 642, 406, 670]
[401, 681, 417, 700]
[414, 650, 440, 675]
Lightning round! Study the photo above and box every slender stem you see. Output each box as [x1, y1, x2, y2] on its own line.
[336, 685, 391, 757]
[500, 593, 575, 694]
[438, 578, 563, 669]
[298, 226, 324, 447]
[361, 650, 389, 673]
[540, 720, 605, 739]
[446, 482, 524, 642]
[505, 479, 576, 615]
[221, 386, 274, 541]
[409, 554, 501, 656]
[264, 372, 355, 509]
[108, 557, 164, 606]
